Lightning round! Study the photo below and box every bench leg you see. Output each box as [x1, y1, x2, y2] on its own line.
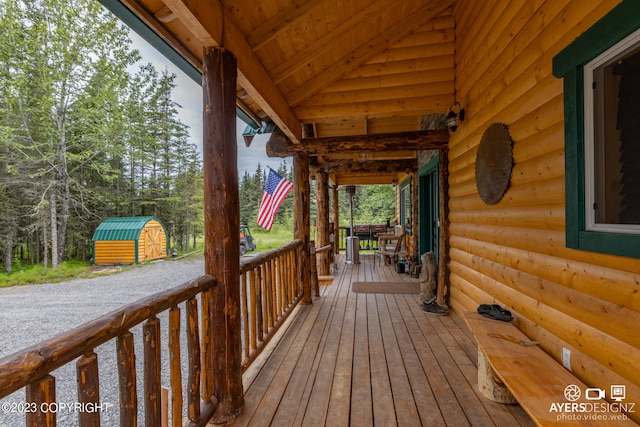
[478, 349, 518, 404]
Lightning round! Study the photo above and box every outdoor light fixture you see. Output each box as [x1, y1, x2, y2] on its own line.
[446, 102, 465, 132]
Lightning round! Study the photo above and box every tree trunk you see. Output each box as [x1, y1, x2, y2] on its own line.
[50, 194, 59, 269]
[43, 224, 48, 270]
[4, 238, 12, 274]
[55, 180, 70, 264]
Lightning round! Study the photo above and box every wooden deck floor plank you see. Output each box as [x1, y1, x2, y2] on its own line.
[440, 313, 479, 365]
[233, 300, 320, 426]
[385, 294, 447, 426]
[368, 293, 398, 426]
[298, 257, 352, 427]
[270, 272, 344, 426]
[351, 292, 374, 425]
[377, 294, 422, 426]
[234, 254, 533, 427]
[241, 270, 343, 426]
[394, 294, 471, 426]
[440, 313, 535, 427]
[326, 259, 358, 426]
[407, 300, 496, 426]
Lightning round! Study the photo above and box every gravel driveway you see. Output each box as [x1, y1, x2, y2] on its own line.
[0, 256, 206, 427]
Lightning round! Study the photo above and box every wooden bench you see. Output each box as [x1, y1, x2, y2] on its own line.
[464, 312, 637, 426]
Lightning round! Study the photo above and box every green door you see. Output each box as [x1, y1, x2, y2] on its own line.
[419, 156, 439, 261]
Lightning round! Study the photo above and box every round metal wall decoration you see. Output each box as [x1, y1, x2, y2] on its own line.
[475, 123, 513, 205]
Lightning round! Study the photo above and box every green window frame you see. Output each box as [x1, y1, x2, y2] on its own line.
[553, 0, 640, 258]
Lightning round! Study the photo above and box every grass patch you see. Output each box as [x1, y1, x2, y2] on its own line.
[249, 223, 295, 252]
[0, 260, 127, 288]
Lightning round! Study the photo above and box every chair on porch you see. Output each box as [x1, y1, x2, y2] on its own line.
[376, 225, 405, 266]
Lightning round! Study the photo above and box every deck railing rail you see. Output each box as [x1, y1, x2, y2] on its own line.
[239, 239, 303, 369]
[0, 240, 305, 427]
[0, 274, 217, 427]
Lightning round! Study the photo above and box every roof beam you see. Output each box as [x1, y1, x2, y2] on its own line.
[310, 159, 417, 175]
[267, 129, 449, 157]
[162, 0, 303, 143]
[285, 0, 456, 107]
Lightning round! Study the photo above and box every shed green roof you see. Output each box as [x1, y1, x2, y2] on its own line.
[92, 216, 158, 241]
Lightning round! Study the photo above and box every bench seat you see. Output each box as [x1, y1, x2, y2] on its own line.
[464, 312, 637, 426]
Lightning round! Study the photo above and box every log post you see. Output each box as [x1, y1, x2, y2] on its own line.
[332, 184, 339, 255]
[294, 152, 312, 304]
[316, 170, 330, 275]
[310, 240, 319, 298]
[436, 147, 450, 306]
[26, 375, 55, 427]
[411, 172, 419, 259]
[202, 46, 243, 422]
[117, 332, 137, 427]
[168, 307, 182, 427]
[77, 351, 100, 427]
[186, 298, 201, 422]
[143, 316, 161, 427]
[477, 349, 517, 404]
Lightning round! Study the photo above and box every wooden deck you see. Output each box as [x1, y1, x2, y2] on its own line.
[230, 254, 534, 426]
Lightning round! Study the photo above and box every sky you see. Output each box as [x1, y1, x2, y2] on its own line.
[127, 31, 286, 176]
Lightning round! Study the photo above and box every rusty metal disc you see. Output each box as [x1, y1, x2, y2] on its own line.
[475, 123, 513, 205]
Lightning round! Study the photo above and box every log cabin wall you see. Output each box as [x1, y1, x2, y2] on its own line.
[449, 0, 640, 419]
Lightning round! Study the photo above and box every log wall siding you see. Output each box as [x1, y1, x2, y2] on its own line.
[450, 0, 640, 420]
[93, 241, 135, 265]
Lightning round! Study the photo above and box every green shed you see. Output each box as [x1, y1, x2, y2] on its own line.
[92, 217, 169, 265]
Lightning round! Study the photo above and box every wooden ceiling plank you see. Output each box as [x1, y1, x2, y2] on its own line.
[324, 68, 454, 92]
[269, 0, 400, 85]
[285, 0, 455, 107]
[350, 56, 454, 78]
[294, 94, 454, 120]
[162, 0, 303, 143]
[247, 0, 322, 50]
[266, 129, 449, 157]
[302, 81, 455, 106]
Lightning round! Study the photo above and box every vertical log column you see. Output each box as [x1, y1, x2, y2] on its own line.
[436, 147, 450, 306]
[332, 184, 339, 255]
[202, 47, 243, 422]
[294, 153, 312, 304]
[411, 171, 419, 258]
[316, 170, 330, 276]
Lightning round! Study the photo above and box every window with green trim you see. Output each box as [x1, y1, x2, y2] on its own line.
[553, 1, 640, 258]
[399, 178, 412, 236]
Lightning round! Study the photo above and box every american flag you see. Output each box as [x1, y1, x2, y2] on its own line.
[257, 169, 294, 231]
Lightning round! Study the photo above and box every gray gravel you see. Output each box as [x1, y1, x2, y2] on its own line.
[0, 256, 206, 427]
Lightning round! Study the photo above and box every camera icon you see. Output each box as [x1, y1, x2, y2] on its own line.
[586, 388, 605, 400]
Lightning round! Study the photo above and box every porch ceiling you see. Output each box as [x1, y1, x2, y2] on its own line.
[111, 0, 456, 183]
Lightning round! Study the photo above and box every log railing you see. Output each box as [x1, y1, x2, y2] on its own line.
[0, 275, 217, 427]
[0, 240, 305, 427]
[239, 239, 304, 369]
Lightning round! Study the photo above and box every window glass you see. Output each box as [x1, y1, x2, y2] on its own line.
[585, 29, 640, 233]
